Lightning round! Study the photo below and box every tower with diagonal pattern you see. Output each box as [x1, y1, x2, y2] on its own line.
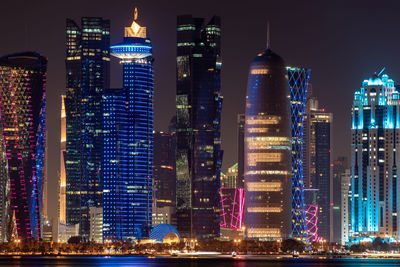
[287, 67, 310, 243]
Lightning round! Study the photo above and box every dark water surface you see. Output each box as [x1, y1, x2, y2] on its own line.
[0, 256, 399, 267]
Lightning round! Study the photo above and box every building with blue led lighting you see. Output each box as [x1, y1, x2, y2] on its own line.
[287, 67, 310, 243]
[175, 15, 223, 239]
[104, 8, 153, 240]
[351, 73, 400, 239]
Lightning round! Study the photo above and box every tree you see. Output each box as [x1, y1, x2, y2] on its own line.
[281, 239, 305, 253]
[67, 236, 82, 244]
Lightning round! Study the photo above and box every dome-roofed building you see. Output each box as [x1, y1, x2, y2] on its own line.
[244, 41, 292, 241]
[149, 224, 180, 244]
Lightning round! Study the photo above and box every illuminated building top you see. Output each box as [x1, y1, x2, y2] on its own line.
[124, 8, 147, 38]
[111, 8, 152, 62]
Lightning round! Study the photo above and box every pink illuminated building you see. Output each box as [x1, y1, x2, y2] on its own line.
[0, 52, 47, 241]
[220, 187, 245, 229]
[305, 204, 320, 242]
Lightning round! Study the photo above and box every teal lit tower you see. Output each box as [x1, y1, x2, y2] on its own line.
[288, 67, 310, 243]
[65, 17, 110, 237]
[106, 8, 153, 240]
[351, 72, 400, 240]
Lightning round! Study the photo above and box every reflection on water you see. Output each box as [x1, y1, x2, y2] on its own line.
[1, 256, 400, 267]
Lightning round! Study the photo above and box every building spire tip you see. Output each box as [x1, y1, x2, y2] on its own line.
[266, 21, 270, 49]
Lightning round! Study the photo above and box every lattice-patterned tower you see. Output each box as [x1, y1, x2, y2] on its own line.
[287, 67, 311, 243]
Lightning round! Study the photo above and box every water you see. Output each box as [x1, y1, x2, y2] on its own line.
[0, 256, 399, 267]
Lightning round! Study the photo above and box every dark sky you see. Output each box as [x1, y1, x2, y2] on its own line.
[1, 0, 400, 221]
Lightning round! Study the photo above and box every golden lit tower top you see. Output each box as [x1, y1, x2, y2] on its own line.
[124, 8, 147, 38]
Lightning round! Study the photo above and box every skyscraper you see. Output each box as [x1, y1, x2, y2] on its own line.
[244, 44, 291, 240]
[105, 8, 153, 240]
[0, 52, 47, 240]
[175, 15, 223, 239]
[303, 94, 333, 241]
[351, 73, 400, 239]
[152, 131, 176, 227]
[153, 131, 176, 209]
[332, 156, 348, 243]
[341, 169, 351, 245]
[65, 17, 110, 237]
[287, 67, 310, 243]
[59, 95, 66, 225]
[238, 114, 245, 188]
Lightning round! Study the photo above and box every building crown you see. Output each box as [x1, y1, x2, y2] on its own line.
[124, 7, 147, 38]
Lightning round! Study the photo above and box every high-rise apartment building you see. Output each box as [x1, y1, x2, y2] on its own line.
[332, 157, 348, 243]
[153, 131, 176, 227]
[0, 52, 47, 240]
[351, 73, 400, 239]
[104, 8, 153, 240]
[153, 131, 176, 209]
[341, 169, 351, 245]
[287, 67, 310, 243]
[238, 114, 245, 188]
[175, 15, 223, 239]
[303, 94, 333, 241]
[65, 17, 110, 237]
[244, 45, 291, 241]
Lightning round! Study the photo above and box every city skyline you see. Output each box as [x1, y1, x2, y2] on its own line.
[1, 0, 399, 230]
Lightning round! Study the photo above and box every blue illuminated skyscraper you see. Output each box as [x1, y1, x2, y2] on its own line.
[105, 8, 153, 240]
[288, 67, 310, 243]
[351, 73, 400, 240]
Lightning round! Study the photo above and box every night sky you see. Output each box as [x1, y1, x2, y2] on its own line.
[1, 0, 400, 221]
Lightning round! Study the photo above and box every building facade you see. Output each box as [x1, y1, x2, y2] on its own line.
[341, 169, 351, 245]
[59, 95, 66, 225]
[105, 8, 153, 240]
[244, 46, 291, 241]
[65, 17, 110, 237]
[332, 156, 348, 243]
[0, 52, 47, 240]
[303, 94, 333, 241]
[238, 114, 245, 188]
[351, 73, 400, 239]
[287, 67, 310, 243]
[175, 15, 223, 239]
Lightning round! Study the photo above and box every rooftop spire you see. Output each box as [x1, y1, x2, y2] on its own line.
[134, 7, 138, 21]
[266, 21, 270, 49]
[124, 7, 147, 38]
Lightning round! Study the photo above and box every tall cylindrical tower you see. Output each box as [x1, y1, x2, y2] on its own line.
[244, 48, 291, 240]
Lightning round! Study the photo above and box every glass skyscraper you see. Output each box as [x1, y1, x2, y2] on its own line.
[105, 8, 153, 240]
[287, 67, 310, 243]
[0, 52, 47, 241]
[351, 73, 400, 240]
[65, 17, 110, 237]
[303, 94, 333, 241]
[244, 46, 291, 241]
[175, 15, 223, 239]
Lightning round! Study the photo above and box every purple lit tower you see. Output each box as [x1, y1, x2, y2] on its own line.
[0, 52, 47, 241]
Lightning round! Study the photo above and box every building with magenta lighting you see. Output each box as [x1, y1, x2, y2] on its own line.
[104, 8, 153, 240]
[0, 52, 47, 241]
[351, 73, 400, 240]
